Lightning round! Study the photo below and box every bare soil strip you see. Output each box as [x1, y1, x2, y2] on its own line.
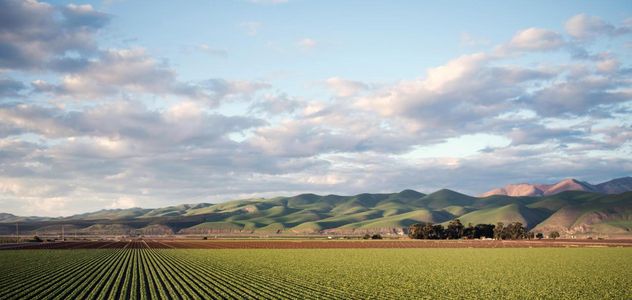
[1, 238, 631, 250]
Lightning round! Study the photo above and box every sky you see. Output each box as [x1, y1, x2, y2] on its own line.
[0, 0, 631, 216]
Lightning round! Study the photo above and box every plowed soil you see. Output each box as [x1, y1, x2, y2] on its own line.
[2, 238, 631, 250]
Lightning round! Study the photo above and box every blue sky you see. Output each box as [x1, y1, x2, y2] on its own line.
[99, 1, 630, 89]
[0, 0, 631, 216]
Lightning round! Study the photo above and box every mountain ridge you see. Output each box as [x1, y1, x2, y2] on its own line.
[1, 185, 631, 237]
[481, 177, 632, 197]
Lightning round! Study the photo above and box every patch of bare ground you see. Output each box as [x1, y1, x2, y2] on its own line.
[4, 238, 630, 249]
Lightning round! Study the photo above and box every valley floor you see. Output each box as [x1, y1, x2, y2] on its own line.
[1, 238, 632, 250]
[0, 245, 630, 299]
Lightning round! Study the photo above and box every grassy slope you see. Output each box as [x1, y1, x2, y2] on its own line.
[455, 203, 552, 228]
[174, 190, 630, 234]
[3, 190, 631, 235]
[532, 192, 632, 234]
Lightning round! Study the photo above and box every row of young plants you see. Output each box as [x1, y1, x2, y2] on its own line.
[187, 248, 632, 299]
[1, 246, 630, 299]
[0, 243, 349, 299]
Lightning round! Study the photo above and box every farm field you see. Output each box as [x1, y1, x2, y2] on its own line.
[0, 242, 630, 299]
[1, 238, 631, 250]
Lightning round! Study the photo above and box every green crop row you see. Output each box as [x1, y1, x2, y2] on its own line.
[0, 248, 630, 299]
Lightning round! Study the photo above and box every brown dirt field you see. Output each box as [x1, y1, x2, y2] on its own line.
[151, 239, 632, 249]
[2, 238, 631, 250]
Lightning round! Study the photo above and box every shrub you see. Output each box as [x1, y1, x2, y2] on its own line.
[371, 234, 382, 240]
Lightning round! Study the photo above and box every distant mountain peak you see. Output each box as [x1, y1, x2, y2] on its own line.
[424, 189, 475, 202]
[544, 178, 596, 196]
[0, 213, 17, 222]
[430, 188, 462, 195]
[481, 183, 547, 197]
[482, 176, 631, 197]
[397, 189, 424, 198]
[596, 177, 632, 194]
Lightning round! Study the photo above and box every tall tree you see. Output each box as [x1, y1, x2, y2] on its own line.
[408, 223, 424, 239]
[464, 223, 475, 239]
[431, 225, 445, 239]
[474, 224, 495, 239]
[446, 219, 464, 239]
[494, 222, 505, 240]
[506, 222, 526, 240]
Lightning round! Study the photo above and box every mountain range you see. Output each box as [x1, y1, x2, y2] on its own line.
[1, 177, 631, 237]
[481, 177, 632, 197]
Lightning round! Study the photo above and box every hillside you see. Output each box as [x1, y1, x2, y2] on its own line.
[1, 188, 631, 237]
[481, 177, 632, 197]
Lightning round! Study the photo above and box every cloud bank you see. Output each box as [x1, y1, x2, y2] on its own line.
[0, 2, 630, 216]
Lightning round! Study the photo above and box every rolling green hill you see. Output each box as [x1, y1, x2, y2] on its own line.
[2, 190, 631, 237]
[454, 203, 550, 228]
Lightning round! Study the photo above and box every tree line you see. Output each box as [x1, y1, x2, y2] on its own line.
[408, 219, 559, 240]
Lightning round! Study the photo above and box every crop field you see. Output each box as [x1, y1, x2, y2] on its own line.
[2, 238, 632, 249]
[0, 242, 631, 299]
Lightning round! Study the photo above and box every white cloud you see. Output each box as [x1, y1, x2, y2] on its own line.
[565, 13, 629, 40]
[166, 101, 204, 120]
[0, 0, 109, 70]
[25, 197, 70, 216]
[0, 100, 266, 146]
[507, 28, 565, 51]
[0, 77, 27, 98]
[31, 48, 269, 104]
[354, 28, 630, 148]
[248, 93, 303, 115]
[62, 3, 110, 29]
[596, 56, 620, 73]
[423, 53, 489, 91]
[520, 77, 631, 117]
[110, 197, 138, 209]
[0, 8, 630, 216]
[355, 52, 511, 127]
[56, 48, 187, 98]
[324, 77, 368, 97]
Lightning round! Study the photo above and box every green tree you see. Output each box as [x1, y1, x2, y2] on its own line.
[549, 231, 560, 240]
[474, 224, 495, 239]
[506, 222, 526, 240]
[463, 223, 475, 239]
[408, 223, 424, 239]
[423, 223, 435, 239]
[494, 222, 504, 240]
[431, 225, 445, 239]
[446, 219, 464, 239]
[536, 233, 544, 239]
[371, 234, 382, 240]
